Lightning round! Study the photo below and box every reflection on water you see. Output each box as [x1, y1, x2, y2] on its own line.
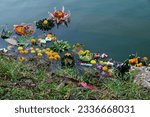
[0, 0, 150, 60]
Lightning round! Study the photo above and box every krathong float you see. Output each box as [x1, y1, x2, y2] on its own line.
[78, 50, 93, 62]
[14, 23, 36, 36]
[48, 6, 71, 26]
[36, 18, 55, 31]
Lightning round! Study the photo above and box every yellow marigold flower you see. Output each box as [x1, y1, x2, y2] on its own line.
[46, 52, 52, 56]
[129, 58, 138, 64]
[24, 50, 28, 54]
[49, 56, 54, 60]
[65, 53, 71, 57]
[47, 33, 53, 38]
[102, 66, 108, 71]
[99, 61, 104, 64]
[78, 50, 84, 54]
[85, 50, 90, 53]
[18, 46, 23, 51]
[53, 56, 58, 60]
[55, 55, 61, 59]
[18, 57, 25, 62]
[103, 62, 108, 65]
[30, 47, 34, 50]
[31, 50, 36, 54]
[20, 50, 24, 54]
[129, 59, 134, 64]
[36, 48, 40, 51]
[90, 60, 96, 64]
[53, 52, 58, 55]
[37, 50, 42, 53]
[31, 39, 36, 45]
[38, 53, 43, 57]
[46, 48, 51, 51]
[43, 20, 48, 25]
[51, 36, 57, 41]
[136, 63, 142, 67]
[38, 38, 42, 42]
[143, 57, 148, 61]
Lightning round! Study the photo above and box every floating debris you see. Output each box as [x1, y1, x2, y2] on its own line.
[5, 38, 18, 46]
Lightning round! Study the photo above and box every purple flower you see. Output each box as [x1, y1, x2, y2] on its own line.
[96, 64, 103, 70]
[12, 35, 17, 39]
[101, 71, 106, 76]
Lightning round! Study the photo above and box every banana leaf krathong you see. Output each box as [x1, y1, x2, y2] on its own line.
[36, 19, 55, 31]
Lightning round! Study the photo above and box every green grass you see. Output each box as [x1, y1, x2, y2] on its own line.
[0, 56, 150, 100]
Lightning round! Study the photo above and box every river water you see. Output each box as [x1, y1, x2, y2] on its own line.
[0, 0, 150, 60]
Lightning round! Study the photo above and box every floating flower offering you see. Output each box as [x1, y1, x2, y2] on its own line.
[49, 6, 71, 24]
[14, 23, 35, 35]
[36, 18, 55, 31]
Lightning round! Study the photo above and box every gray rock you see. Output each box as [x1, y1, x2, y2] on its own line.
[134, 66, 150, 90]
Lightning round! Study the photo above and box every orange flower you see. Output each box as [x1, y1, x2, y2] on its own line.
[49, 56, 54, 60]
[24, 50, 28, 54]
[51, 36, 57, 41]
[46, 52, 52, 57]
[78, 50, 84, 54]
[129, 59, 134, 64]
[129, 58, 138, 64]
[47, 33, 53, 38]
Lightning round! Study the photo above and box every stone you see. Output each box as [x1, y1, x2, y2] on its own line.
[134, 66, 150, 90]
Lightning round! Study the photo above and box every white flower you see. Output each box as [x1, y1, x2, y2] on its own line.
[45, 37, 51, 42]
[101, 53, 108, 58]
[107, 61, 114, 66]
[40, 39, 46, 44]
[0, 48, 8, 53]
